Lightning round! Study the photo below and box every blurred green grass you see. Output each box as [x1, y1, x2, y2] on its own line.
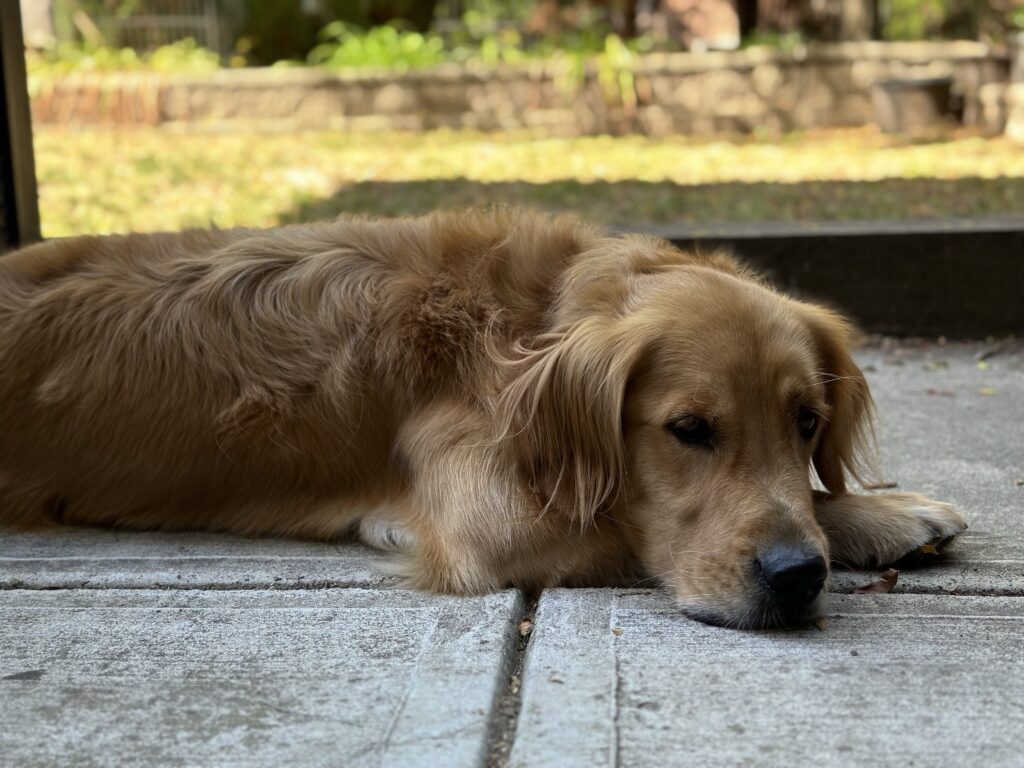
[34, 126, 1024, 238]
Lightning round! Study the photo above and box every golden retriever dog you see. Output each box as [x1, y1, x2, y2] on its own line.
[0, 208, 965, 628]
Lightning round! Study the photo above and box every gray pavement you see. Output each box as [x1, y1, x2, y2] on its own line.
[512, 590, 1024, 768]
[1, 589, 521, 768]
[1, 342, 1022, 767]
[0, 529, 395, 590]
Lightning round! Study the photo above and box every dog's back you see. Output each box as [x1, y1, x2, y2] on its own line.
[0, 211, 594, 537]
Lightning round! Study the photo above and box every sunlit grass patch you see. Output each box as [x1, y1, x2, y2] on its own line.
[34, 126, 1024, 238]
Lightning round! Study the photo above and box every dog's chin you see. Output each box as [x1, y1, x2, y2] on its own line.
[677, 593, 827, 631]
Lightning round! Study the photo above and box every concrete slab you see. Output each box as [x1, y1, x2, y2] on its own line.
[510, 588, 1024, 768]
[834, 344, 1024, 595]
[0, 529, 394, 589]
[0, 588, 523, 768]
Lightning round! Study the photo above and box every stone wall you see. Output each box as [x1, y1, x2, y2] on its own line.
[30, 41, 1008, 135]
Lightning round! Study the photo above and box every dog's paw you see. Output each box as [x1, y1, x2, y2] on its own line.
[358, 518, 417, 552]
[874, 493, 967, 565]
[818, 491, 968, 569]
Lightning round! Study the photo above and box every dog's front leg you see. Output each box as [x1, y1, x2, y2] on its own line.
[393, 401, 566, 595]
[358, 516, 417, 552]
[814, 491, 967, 569]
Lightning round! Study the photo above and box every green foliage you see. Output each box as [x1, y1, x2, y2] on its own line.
[305, 18, 655, 108]
[882, 0, 952, 39]
[740, 30, 807, 52]
[26, 39, 221, 77]
[1012, 5, 1024, 29]
[235, 0, 364, 66]
[306, 21, 644, 71]
[879, 0, 1007, 40]
[308, 22, 447, 71]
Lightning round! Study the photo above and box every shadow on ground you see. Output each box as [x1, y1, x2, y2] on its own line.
[278, 176, 1024, 227]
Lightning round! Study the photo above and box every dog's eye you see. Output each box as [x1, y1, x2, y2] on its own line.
[797, 408, 818, 440]
[668, 415, 714, 448]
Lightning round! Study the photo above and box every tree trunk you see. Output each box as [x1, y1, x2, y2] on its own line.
[838, 0, 875, 40]
[736, 0, 758, 37]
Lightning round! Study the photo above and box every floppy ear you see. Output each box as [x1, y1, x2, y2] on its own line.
[496, 317, 648, 526]
[804, 306, 877, 494]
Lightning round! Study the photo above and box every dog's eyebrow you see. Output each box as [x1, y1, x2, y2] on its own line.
[783, 382, 828, 411]
[790, 373, 830, 392]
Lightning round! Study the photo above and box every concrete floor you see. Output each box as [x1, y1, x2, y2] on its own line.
[2, 342, 1022, 767]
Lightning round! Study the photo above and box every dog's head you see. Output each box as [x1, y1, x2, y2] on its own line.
[501, 236, 874, 629]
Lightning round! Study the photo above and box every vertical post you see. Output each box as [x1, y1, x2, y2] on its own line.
[0, 0, 42, 249]
[838, 0, 875, 41]
[736, 0, 759, 38]
[205, 0, 223, 58]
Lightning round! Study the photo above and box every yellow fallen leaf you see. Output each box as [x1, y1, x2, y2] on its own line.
[978, 387, 997, 396]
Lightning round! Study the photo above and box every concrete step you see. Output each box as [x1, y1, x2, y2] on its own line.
[652, 219, 1024, 337]
[510, 589, 1024, 768]
[833, 344, 1024, 595]
[0, 529, 393, 590]
[0, 588, 523, 768]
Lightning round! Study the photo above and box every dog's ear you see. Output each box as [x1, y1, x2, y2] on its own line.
[803, 306, 877, 494]
[497, 317, 648, 526]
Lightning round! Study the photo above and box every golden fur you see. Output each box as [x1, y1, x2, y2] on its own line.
[0, 209, 965, 627]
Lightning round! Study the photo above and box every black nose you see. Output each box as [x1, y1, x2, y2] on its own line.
[755, 545, 827, 606]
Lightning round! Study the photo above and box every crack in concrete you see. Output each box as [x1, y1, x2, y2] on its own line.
[486, 594, 537, 768]
[610, 591, 623, 768]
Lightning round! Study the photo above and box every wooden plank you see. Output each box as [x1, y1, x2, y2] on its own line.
[0, 0, 41, 249]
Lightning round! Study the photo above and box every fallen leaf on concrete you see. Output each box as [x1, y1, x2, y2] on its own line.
[925, 360, 949, 370]
[611, 627, 623, 636]
[919, 544, 940, 555]
[518, 619, 534, 637]
[978, 387, 997, 396]
[863, 481, 899, 490]
[977, 341, 1003, 361]
[813, 617, 829, 631]
[977, 339, 1024, 361]
[925, 388, 955, 397]
[977, 361, 991, 370]
[853, 568, 900, 594]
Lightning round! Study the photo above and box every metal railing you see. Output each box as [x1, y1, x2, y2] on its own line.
[67, 0, 242, 57]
